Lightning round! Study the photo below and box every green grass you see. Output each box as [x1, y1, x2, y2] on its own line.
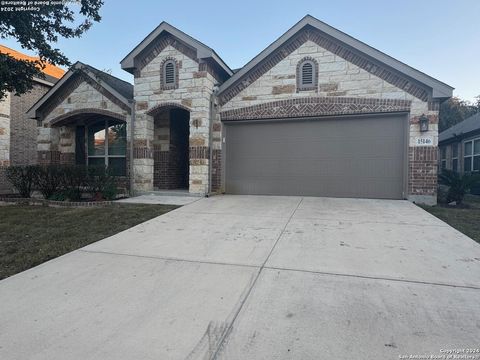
[0, 203, 178, 280]
[420, 194, 480, 244]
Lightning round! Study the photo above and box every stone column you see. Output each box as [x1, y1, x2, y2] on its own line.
[37, 126, 60, 164]
[133, 102, 154, 192]
[58, 126, 75, 165]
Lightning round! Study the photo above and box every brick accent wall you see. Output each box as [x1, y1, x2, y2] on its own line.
[408, 146, 438, 197]
[211, 149, 222, 193]
[220, 97, 412, 121]
[10, 83, 50, 165]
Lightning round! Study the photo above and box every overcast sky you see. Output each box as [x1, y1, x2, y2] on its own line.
[3, 0, 479, 101]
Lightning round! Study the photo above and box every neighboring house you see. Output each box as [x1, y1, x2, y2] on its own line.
[438, 112, 480, 174]
[0, 45, 65, 192]
[27, 15, 453, 205]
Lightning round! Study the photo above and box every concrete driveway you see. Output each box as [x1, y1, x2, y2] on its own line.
[1, 196, 479, 360]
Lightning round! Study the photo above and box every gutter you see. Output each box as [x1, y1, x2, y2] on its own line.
[129, 99, 136, 196]
[207, 85, 219, 196]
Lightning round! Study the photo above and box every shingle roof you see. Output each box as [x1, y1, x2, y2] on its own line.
[439, 112, 480, 143]
[82, 63, 133, 100]
[0, 44, 66, 81]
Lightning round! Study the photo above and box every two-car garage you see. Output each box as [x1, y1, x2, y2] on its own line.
[224, 113, 407, 199]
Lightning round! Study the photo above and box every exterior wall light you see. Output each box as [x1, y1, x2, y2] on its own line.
[419, 114, 429, 132]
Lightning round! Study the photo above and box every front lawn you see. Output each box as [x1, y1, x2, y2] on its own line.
[0, 203, 178, 280]
[420, 194, 480, 244]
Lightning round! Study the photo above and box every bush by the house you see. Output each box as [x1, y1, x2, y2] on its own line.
[438, 169, 480, 205]
[5, 165, 39, 198]
[5, 164, 121, 201]
[35, 165, 64, 199]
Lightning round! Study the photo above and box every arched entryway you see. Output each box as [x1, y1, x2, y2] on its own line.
[49, 109, 127, 176]
[148, 104, 190, 190]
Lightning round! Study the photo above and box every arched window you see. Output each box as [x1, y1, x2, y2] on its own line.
[297, 58, 318, 92]
[161, 58, 178, 89]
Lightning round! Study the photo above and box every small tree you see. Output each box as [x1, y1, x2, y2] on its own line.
[5, 165, 39, 198]
[0, 1, 104, 99]
[438, 169, 480, 205]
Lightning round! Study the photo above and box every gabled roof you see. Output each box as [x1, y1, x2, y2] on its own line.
[217, 15, 454, 100]
[439, 112, 480, 143]
[28, 62, 133, 119]
[0, 44, 66, 85]
[120, 22, 233, 78]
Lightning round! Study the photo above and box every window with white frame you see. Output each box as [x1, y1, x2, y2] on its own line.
[464, 138, 480, 172]
[87, 119, 127, 176]
[440, 146, 447, 170]
[451, 143, 458, 172]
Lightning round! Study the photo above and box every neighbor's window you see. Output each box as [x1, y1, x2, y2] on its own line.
[464, 138, 480, 172]
[440, 147, 447, 170]
[297, 58, 318, 91]
[161, 59, 177, 89]
[451, 143, 458, 172]
[87, 120, 126, 176]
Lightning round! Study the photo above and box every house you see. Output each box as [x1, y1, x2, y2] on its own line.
[438, 113, 480, 175]
[26, 15, 453, 205]
[0, 45, 65, 192]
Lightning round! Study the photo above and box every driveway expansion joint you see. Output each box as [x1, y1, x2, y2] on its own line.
[264, 266, 480, 291]
[78, 249, 260, 270]
[209, 197, 305, 360]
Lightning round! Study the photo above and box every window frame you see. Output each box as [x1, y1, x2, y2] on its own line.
[451, 143, 458, 172]
[86, 119, 127, 176]
[296, 57, 318, 92]
[440, 146, 447, 170]
[161, 58, 178, 90]
[463, 137, 480, 173]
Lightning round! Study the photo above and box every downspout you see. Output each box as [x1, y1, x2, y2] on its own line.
[129, 99, 136, 197]
[207, 85, 219, 197]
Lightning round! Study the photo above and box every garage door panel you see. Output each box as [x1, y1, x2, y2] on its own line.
[225, 115, 406, 199]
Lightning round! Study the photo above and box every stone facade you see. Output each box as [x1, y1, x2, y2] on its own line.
[218, 40, 440, 204]
[133, 44, 217, 193]
[38, 76, 131, 169]
[27, 18, 449, 203]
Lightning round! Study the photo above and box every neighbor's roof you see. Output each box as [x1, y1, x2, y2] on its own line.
[439, 112, 480, 143]
[120, 22, 233, 78]
[0, 45, 65, 83]
[217, 15, 454, 100]
[28, 61, 133, 119]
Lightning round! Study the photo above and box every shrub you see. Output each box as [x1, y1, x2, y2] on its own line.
[35, 165, 64, 199]
[438, 169, 480, 205]
[5, 165, 39, 198]
[85, 165, 118, 200]
[60, 165, 87, 201]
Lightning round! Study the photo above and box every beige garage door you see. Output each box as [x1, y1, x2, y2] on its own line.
[224, 114, 407, 199]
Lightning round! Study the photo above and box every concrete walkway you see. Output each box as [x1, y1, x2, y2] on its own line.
[0, 196, 479, 359]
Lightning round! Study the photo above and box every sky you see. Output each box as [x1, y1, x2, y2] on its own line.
[3, 0, 480, 101]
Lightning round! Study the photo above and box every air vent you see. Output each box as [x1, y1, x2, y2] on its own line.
[302, 62, 313, 85]
[165, 62, 175, 84]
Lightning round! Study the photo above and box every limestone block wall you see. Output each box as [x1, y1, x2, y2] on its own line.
[218, 40, 439, 204]
[39, 78, 131, 167]
[133, 44, 217, 193]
